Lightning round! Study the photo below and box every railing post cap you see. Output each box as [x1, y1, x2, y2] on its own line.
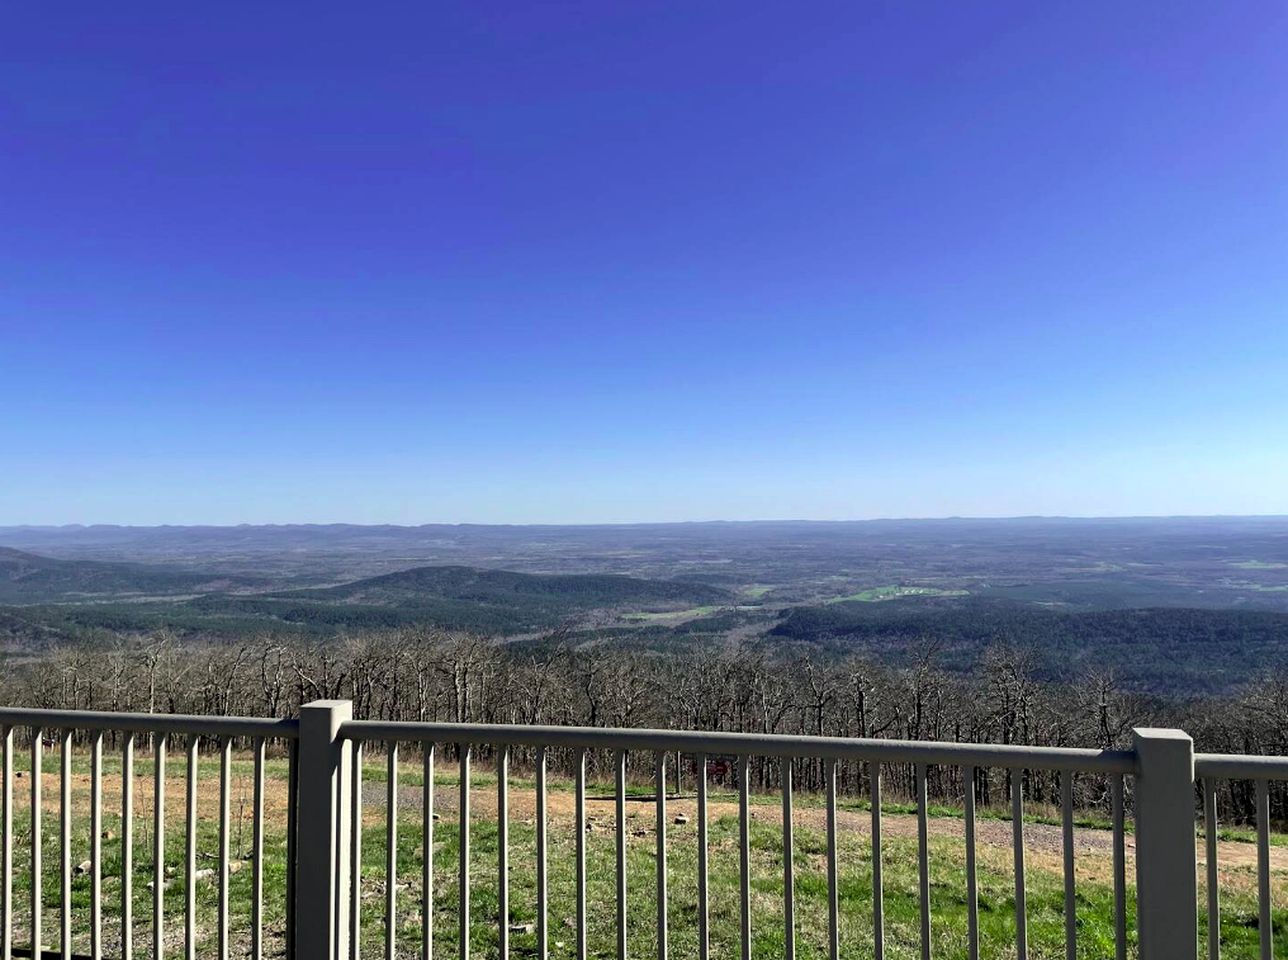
[1131, 727, 1192, 744]
[301, 699, 353, 711]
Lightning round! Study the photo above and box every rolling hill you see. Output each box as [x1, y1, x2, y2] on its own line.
[770, 598, 1288, 693]
[0, 547, 254, 603]
[212, 564, 738, 633]
[293, 564, 730, 606]
[0, 558, 734, 638]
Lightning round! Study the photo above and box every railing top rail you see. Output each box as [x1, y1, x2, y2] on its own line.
[1195, 752, 1288, 780]
[0, 706, 299, 739]
[341, 719, 1137, 774]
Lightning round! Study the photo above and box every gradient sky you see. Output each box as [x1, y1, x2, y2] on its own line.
[3, 2, 1287, 524]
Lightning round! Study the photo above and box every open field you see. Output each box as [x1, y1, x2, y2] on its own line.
[3, 748, 1288, 958]
[620, 605, 724, 623]
[823, 586, 970, 604]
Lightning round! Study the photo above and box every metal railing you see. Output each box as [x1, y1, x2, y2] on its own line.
[1194, 752, 1288, 960]
[0, 708, 297, 960]
[338, 717, 1137, 960]
[0, 701, 1283, 960]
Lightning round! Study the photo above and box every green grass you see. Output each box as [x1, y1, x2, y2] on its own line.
[1215, 825, 1288, 848]
[5, 751, 1288, 958]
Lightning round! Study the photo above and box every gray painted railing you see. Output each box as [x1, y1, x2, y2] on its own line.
[0, 701, 1282, 959]
[0, 707, 297, 960]
[1194, 752, 1288, 960]
[336, 716, 1138, 960]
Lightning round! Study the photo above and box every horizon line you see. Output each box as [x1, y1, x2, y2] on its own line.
[3, 513, 1288, 530]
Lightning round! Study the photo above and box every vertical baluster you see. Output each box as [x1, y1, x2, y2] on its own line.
[615, 750, 627, 960]
[537, 747, 548, 960]
[825, 758, 839, 960]
[497, 746, 508, 960]
[964, 766, 979, 960]
[422, 744, 434, 960]
[285, 739, 298, 960]
[154, 734, 167, 960]
[459, 746, 470, 960]
[871, 763, 884, 960]
[32, 728, 43, 960]
[352, 741, 364, 960]
[1012, 773, 1027, 960]
[655, 752, 666, 960]
[916, 763, 930, 960]
[781, 757, 794, 960]
[2, 726, 11, 960]
[575, 750, 586, 960]
[1062, 773, 1075, 960]
[184, 736, 198, 960]
[218, 738, 230, 960]
[427, 747, 443, 958]
[60, 730, 71, 960]
[90, 730, 101, 960]
[697, 754, 708, 960]
[1257, 779, 1272, 960]
[123, 733, 135, 960]
[1204, 777, 1219, 960]
[386, 743, 398, 960]
[1111, 774, 1126, 960]
[739, 756, 751, 960]
[251, 737, 265, 960]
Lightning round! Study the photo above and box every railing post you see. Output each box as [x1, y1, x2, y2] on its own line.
[296, 700, 353, 960]
[1132, 727, 1197, 960]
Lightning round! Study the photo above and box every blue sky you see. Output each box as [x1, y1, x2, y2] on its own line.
[3, 2, 1287, 524]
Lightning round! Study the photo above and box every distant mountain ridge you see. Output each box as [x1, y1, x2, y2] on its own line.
[0, 547, 253, 603]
